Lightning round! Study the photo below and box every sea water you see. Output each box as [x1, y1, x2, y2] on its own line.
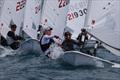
[0, 48, 120, 80]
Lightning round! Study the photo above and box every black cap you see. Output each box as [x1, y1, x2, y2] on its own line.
[64, 31, 72, 37]
[81, 28, 86, 32]
[11, 24, 17, 28]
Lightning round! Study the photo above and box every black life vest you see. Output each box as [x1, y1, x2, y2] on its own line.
[40, 35, 54, 52]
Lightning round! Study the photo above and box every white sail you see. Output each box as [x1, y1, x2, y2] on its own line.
[85, 0, 120, 55]
[67, 0, 88, 39]
[0, 0, 5, 34]
[0, 0, 4, 16]
[41, 0, 69, 39]
[23, 0, 43, 39]
[0, 0, 26, 38]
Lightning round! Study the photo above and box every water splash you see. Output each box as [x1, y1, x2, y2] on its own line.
[0, 46, 16, 57]
[45, 43, 64, 59]
[112, 63, 120, 68]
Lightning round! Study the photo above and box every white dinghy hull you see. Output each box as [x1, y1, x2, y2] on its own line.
[18, 39, 42, 55]
[61, 51, 115, 67]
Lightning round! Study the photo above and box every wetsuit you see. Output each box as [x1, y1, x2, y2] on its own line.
[77, 33, 88, 48]
[62, 39, 79, 51]
[6, 31, 23, 50]
[40, 35, 55, 52]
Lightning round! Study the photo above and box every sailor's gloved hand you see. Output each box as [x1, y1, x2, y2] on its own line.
[16, 35, 24, 40]
[54, 35, 59, 39]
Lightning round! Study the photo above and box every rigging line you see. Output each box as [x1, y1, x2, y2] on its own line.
[86, 31, 120, 51]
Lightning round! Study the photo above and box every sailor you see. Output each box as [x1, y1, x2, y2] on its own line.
[39, 27, 60, 52]
[62, 31, 79, 51]
[93, 41, 100, 56]
[77, 28, 88, 48]
[6, 24, 23, 50]
[37, 25, 43, 40]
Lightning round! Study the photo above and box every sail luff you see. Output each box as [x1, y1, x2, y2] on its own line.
[84, 0, 91, 28]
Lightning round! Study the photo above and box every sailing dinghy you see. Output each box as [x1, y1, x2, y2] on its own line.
[40, 0, 70, 59]
[0, 0, 43, 55]
[58, 0, 120, 67]
[0, 0, 26, 50]
[17, 0, 43, 54]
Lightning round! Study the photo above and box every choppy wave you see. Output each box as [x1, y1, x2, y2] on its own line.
[0, 46, 17, 57]
[0, 45, 120, 80]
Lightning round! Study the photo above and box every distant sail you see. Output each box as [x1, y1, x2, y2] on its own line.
[23, 0, 43, 39]
[67, 0, 88, 39]
[85, 0, 120, 55]
[41, 0, 69, 39]
[0, 0, 26, 38]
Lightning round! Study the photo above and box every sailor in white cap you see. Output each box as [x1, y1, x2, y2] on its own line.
[39, 26, 60, 52]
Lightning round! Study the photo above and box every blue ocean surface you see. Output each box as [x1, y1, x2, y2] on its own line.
[0, 51, 120, 80]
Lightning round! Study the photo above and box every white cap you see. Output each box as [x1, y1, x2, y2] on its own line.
[44, 27, 53, 31]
